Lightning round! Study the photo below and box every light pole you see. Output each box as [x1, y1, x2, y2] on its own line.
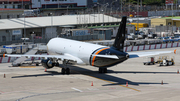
[97, 2, 101, 23]
[22, 14, 26, 42]
[116, 8, 119, 22]
[58, 0, 60, 8]
[22, 0, 23, 9]
[31, 32, 35, 43]
[137, 0, 139, 31]
[111, 0, 117, 12]
[2, 2, 4, 19]
[121, 0, 122, 15]
[67, 5, 70, 15]
[50, 13, 53, 38]
[111, 0, 117, 14]
[102, 3, 109, 25]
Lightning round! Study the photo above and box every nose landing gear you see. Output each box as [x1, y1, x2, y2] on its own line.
[99, 68, 107, 73]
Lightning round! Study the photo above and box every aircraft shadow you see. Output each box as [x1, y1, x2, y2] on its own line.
[11, 65, 173, 86]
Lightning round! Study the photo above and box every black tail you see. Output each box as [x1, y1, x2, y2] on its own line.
[112, 16, 127, 52]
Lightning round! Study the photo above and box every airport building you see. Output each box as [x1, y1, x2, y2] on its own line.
[0, 8, 24, 19]
[0, 0, 120, 9]
[0, 0, 87, 9]
[0, 14, 122, 45]
[151, 17, 180, 27]
[0, 0, 31, 9]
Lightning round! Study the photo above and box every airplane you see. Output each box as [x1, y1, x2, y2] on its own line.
[5, 16, 173, 74]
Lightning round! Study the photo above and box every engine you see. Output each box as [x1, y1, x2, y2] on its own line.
[41, 58, 55, 69]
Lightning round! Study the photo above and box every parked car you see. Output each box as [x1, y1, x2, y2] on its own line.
[158, 37, 169, 43]
[174, 36, 180, 41]
[167, 36, 179, 43]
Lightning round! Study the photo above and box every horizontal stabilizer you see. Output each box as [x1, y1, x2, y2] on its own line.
[93, 54, 119, 59]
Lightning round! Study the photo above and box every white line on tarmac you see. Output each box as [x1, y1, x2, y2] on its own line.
[0, 90, 4, 93]
[87, 88, 99, 91]
[71, 87, 83, 92]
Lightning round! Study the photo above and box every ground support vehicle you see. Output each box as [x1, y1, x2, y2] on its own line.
[143, 57, 155, 65]
[158, 56, 175, 66]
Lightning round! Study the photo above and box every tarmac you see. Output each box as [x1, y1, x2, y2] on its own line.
[0, 47, 180, 101]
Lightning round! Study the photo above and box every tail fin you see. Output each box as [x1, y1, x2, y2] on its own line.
[112, 16, 127, 51]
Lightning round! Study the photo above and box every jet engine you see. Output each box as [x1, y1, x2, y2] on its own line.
[41, 58, 55, 69]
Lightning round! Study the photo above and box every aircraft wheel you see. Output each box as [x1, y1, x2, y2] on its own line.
[56, 63, 59, 66]
[99, 68, 103, 73]
[166, 63, 169, 66]
[61, 68, 66, 74]
[103, 68, 107, 73]
[66, 68, 70, 74]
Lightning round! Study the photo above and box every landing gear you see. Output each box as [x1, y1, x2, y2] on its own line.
[61, 68, 66, 74]
[66, 68, 70, 74]
[99, 68, 107, 73]
[61, 60, 70, 74]
[99, 68, 103, 73]
[61, 68, 70, 74]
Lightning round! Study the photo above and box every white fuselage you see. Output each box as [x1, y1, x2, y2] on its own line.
[47, 38, 107, 64]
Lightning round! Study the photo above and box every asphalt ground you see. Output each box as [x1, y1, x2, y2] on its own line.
[0, 47, 180, 101]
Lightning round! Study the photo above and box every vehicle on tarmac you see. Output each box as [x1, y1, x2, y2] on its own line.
[157, 56, 175, 66]
[174, 36, 180, 41]
[143, 57, 155, 65]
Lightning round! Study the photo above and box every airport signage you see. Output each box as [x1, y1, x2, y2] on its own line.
[166, 0, 173, 5]
[12, 30, 21, 35]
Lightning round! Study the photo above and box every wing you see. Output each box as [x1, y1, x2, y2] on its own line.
[128, 51, 173, 58]
[5, 53, 85, 64]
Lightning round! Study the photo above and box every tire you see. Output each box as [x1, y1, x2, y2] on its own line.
[103, 68, 107, 73]
[66, 68, 70, 74]
[99, 68, 103, 73]
[36, 64, 39, 66]
[166, 62, 169, 66]
[56, 63, 59, 66]
[61, 68, 66, 74]
[144, 63, 146, 65]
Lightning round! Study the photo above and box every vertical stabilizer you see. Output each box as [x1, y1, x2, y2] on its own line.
[112, 16, 127, 51]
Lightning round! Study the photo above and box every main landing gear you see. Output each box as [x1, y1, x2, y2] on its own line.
[61, 60, 70, 74]
[99, 67, 107, 73]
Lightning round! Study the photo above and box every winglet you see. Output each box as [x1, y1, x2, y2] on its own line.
[3, 53, 5, 58]
[174, 49, 177, 54]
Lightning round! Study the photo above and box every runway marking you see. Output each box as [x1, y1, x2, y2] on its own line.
[0, 90, 4, 93]
[87, 75, 141, 92]
[71, 87, 83, 92]
[87, 88, 99, 91]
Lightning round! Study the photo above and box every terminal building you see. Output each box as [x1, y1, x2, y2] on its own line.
[0, 0, 87, 9]
[0, 14, 125, 45]
[0, 0, 120, 9]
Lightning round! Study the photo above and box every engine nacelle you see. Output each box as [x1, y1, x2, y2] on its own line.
[41, 58, 55, 69]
